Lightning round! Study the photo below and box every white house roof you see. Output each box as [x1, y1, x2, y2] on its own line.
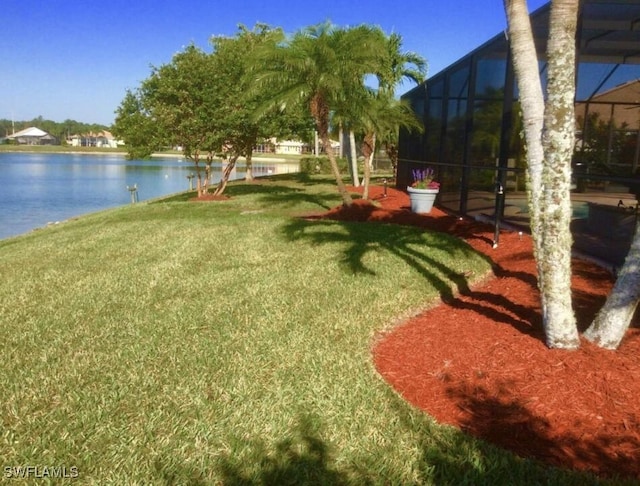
[8, 126, 49, 138]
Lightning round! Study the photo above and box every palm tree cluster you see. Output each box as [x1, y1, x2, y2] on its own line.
[114, 22, 426, 202]
[249, 22, 427, 205]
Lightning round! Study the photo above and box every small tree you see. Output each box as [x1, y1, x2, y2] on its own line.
[139, 44, 220, 196]
[208, 24, 311, 194]
[112, 90, 161, 160]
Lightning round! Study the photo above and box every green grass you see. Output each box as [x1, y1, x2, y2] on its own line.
[0, 174, 628, 485]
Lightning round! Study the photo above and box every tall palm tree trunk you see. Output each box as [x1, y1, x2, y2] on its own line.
[505, 0, 579, 348]
[322, 133, 352, 206]
[362, 132, 376, 200]
[311, 94, 353, 206]
[537, 0, 580, 348]
[585, 224, 640, 348]
[349, 130, 360, 187]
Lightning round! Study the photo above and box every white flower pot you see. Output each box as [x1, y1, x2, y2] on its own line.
[407, 186, 439, 213]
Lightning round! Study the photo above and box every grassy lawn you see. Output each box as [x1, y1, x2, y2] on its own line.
[0, 174, 621, 484]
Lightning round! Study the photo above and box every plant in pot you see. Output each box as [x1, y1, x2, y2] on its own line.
[407, 167, 440, 213]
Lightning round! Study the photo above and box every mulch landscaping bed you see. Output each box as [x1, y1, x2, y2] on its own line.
[324, 185, 640, 480]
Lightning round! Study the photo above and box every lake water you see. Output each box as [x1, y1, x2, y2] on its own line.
[0, 152, 297, 240]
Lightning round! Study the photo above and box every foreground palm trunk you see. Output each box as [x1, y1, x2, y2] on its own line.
[538, 0, 580, 348]
[585, 226, 640, 349]
[505, 0, 579, 348]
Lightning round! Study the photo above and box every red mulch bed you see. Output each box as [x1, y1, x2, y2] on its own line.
[324, 185, 640, 480]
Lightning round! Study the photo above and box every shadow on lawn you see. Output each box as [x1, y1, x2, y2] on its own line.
[206, 400, 616, 485]
[443, 379, 640, 482]
[214, 415, 353, 485]
[282, 217, 545, 341]
[383, 390, 620, 486]
[152, 415, 351, 485]
[160, 175, 342, 211]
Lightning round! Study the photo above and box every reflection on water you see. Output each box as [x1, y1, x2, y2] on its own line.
[0, 153, 298, 240]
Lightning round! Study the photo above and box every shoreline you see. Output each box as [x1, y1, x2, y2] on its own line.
[0, 153, 300, 242]
[0, 147, 297, 163]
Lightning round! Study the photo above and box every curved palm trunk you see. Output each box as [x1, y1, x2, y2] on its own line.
[362, 132, 375, 200]
[505, 0, 579, 348]
[311, 94, 353, 206]
[585, 224, 640, 349]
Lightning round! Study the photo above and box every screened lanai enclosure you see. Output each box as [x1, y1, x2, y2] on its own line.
[398, 0, 640, 266]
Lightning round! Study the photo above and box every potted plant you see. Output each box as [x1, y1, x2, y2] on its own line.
[407, 168, 440, 213]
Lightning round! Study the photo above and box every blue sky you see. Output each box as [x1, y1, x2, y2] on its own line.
[2, 0, 548, 126]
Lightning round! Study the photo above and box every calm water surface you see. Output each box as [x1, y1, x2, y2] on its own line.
[0, 152, 296, 240]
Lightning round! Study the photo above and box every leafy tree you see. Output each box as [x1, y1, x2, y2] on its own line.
[208, 23, 307, 193]
[112, 90, 160, 159]
[117, 24, 307, 196]
[139, 44, 221, 195]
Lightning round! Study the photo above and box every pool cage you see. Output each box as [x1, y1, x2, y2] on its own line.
[398, 0, 640, 265]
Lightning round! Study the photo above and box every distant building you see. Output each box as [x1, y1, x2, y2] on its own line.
[254, 137, 338, 155]
[575, 79, 640, 130]
[255, 138, 312, 155]
[67, 130, 120, 148]
[7, 126, 58, 145]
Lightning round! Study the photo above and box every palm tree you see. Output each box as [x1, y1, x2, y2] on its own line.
[249, 22, 386, 206]
[377, 32, 427, 96]
[354, 90, 424, 199]
[377, 33, 427, 181]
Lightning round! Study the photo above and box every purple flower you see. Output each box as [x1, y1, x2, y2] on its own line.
[411, 168, 439, 189]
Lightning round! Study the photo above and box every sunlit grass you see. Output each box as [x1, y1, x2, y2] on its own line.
[0, 175, 625, 484]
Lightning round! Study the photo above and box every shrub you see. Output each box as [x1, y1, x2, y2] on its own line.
[299, 156, 349, 174]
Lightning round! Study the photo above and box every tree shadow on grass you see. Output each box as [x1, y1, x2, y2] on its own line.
[151, 400, 620, 485]
[440, 379, 640, 482]
[151, 398, 631, 485]
[159, 177, 343, 212]
[382, 388, 622, 486]
[214, 415, 354, 486]
[282, 217, 546, 340]
[151, 415, 352, 485]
